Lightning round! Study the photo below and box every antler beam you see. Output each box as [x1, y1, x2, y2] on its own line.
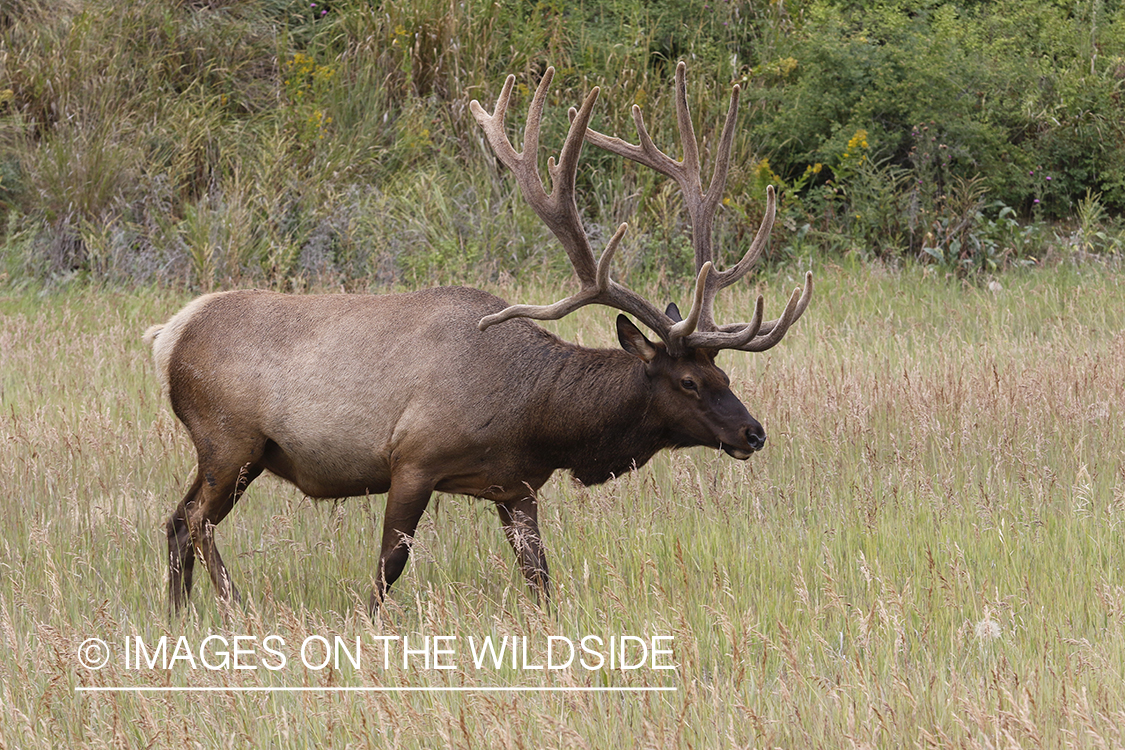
[470, 67, 681, 345]
[470, 63, 811, 355]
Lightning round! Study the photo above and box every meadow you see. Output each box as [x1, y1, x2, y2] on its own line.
[1, 260, 1123, 748]
[2, 0, 1124, 745]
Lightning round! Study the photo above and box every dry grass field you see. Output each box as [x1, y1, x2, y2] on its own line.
[1, 261, 1123, 748]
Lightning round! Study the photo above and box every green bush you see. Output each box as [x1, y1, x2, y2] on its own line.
[753, 1, 1125, 216]
[0, 0, 1122, 286]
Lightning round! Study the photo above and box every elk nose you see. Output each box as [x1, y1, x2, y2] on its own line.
[745, 424, 766, 451]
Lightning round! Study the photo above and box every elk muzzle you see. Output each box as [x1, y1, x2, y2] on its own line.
[723, 419, 766, 460]
[708, 388, 766, 460]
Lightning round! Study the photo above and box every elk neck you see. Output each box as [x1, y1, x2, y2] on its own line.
[512, 334, 669, 486]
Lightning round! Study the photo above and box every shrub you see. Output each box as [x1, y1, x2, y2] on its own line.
[0, 0, 1121, 285]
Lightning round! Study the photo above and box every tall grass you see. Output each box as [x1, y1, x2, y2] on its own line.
[1, 263, 1124, 747]
[2, 0, 760, 287]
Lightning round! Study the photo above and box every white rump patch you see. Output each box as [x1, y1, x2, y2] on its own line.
[145, 292, 231, 396]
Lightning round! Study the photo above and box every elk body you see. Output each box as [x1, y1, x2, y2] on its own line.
[146, 63, 812, 615]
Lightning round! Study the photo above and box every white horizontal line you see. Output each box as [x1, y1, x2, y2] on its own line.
[76, 686, 676, 693]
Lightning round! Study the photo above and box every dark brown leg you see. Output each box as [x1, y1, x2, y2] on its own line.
[498, 496, 550, 604]
[169, 458, 261, 615]
[167, 476, 202, 615]
[369, 472, 434, 615]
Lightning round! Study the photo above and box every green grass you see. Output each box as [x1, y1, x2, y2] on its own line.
[1, 262, 1124, 747]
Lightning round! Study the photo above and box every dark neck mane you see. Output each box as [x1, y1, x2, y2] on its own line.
[515, 334, 672, 486]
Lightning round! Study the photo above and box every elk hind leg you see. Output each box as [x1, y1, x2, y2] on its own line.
[498, 497, 550, 604]
[167, 474, 203, 615]
[181, 457, 262, 612]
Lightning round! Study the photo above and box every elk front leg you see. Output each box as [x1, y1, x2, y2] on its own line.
[498, 497, 550, 604]
[370, 473, 434, 615]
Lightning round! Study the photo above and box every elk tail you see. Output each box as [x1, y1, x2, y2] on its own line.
[143, 324, 164, 347]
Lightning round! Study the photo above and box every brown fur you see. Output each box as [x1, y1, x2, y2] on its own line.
[148, 286, 766, 615]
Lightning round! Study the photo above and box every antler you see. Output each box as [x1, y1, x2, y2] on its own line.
[470, 67, 679, 346]
[470, 64, 811, 355]
[582, 61, 812, 352]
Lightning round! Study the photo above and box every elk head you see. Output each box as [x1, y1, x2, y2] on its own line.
[470, 62, 812, 459]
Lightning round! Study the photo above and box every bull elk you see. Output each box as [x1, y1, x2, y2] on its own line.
[145, 62, 812, 616]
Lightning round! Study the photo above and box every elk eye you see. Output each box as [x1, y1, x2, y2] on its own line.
[680, 378, 698, 392]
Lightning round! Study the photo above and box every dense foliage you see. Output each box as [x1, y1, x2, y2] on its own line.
[1, 0, 1123, 286]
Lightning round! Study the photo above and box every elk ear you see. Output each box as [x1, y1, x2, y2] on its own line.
[617, 315, 658, 363]
[665, 302, 682, 323]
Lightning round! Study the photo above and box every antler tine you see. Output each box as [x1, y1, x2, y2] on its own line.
[668, 262, 711, 340]
[477, 223, 627, 331]
[471, 67, 598, 285]
[581, 61, 744, 337]
[704, 80, 743, 265]
[580, 61, 811, 353]
[469, 74, 518, 165]
[713, 271, 814, 352]
[681, 295, 766, 350]
[472, 70, 676, 343]
[739, 274, 810, 352]
[673, 60, 701, 189]
[715, 185, 775, 291]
